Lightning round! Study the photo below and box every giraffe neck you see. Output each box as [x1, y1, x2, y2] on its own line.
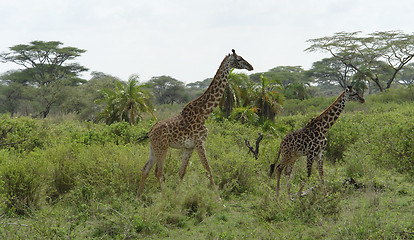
[182, 54, 232, 120]
[306, 91, 348, 134]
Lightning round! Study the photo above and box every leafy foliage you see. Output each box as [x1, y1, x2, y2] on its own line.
[146, 75, 190, 105]
[1, 94, 414, 238]
[0, 41, 88, 117]
[306, 31, 414, 91]
[97, 75, 156, 125]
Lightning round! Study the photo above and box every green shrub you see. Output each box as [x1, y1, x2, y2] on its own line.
[325, 113, 365, 162]
[254, 183, 341, 225]
[229, 107, 259, 125]
[344, 106, 414, 176]
[280, 97, 332, 116]
[0, 153, 45, 215]
[1, 95, 413, 238]
[47, 144, 80, 201]
[368, 87, 414, 104]
[0, 114, 48, 152]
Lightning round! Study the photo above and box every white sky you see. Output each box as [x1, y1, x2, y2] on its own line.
[1, 0, 413, 83]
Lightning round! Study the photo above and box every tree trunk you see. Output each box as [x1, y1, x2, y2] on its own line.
[371, 77, 384, 92]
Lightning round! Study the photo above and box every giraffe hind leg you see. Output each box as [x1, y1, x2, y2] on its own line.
[275, 163, 284, 198]
[137, 144, 157, 198]
[284, 165, 295, 201]
[154, 146, 168, 188]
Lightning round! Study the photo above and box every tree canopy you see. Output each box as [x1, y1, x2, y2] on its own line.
[306, 31, 414, 92]
[1, 33, 413, 122]
[146, 76, 190, 105]
[98, 75, 156, 125]
[0, 41, 88, 117]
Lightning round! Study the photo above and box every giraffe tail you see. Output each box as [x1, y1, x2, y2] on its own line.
[269, 148, 281, 177]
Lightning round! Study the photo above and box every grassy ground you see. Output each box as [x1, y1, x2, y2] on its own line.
[1, 90, 414, 239]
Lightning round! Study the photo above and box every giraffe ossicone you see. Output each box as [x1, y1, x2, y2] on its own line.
[270, 86, 365, 200]
[137, 50, 253, 198]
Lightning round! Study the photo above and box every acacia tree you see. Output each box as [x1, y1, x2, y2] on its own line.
[0, 41, 87, 117]
[251, 66, 313, 100]
[397, 63, 414, 87]
[306, 31, 414, 92]
[146, 76, 189, 104]
[308, 57, 356, 88]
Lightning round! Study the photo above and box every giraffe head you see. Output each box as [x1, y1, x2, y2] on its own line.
[345, 86, 365, 103]
[228, 49, 254, 71]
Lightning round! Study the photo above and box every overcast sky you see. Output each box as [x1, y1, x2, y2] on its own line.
[1, 0, 413, 83]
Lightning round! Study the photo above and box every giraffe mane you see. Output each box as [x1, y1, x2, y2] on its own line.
[305, 90, 346, 126]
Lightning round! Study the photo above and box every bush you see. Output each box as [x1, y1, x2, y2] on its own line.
[280, 97, 332, 116]
[0, 114, 48, 152]
[0, 93, 413, 238]
[344, 105, 414, 176]
[325, 113, 365, 162]
[368, 87, 414, 104]
[0, 152, 45, 215]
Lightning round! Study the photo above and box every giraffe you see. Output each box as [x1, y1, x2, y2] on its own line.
[269, 86, 365, 199]
[137, 49, 253, 198]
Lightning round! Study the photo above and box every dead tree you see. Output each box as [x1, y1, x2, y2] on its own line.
[245, 133, 263, 160]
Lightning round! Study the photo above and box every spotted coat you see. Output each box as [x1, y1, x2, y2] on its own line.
[270, 86, 365, 198]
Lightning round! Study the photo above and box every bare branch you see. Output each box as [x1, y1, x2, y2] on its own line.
[245, 133, 263, 160]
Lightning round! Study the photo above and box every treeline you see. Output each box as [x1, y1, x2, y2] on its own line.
[1, 31, 414, 123]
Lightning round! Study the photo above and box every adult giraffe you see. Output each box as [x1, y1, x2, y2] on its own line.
[270, 86, 365, 199]
[137, 49, 253, 198]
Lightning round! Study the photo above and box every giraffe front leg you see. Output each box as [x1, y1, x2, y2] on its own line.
[317, 151, 327, 194]
[175, 148, 194, 195]
[298, 153, 317, 197]
[195, 141, 216, 187]
[179, 148, 194, 180]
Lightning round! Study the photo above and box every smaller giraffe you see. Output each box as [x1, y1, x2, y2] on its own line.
[269, 86, 365, 199]
[136, 49, 253, 198]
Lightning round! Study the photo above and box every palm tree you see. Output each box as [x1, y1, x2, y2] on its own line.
[98, 75, 156, 125]
[254, 75, 284, 121]
[219, 71, 250, 117]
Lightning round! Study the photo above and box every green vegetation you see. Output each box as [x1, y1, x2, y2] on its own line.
[1, 89, 413, 239]
[1, 33, 414, 239]
[97, 75, 156, 125]
[306, 31, 414, 92]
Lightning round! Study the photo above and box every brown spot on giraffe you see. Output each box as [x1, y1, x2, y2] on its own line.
[269, 86, 364, 199]
[137, 49, 253, 198]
